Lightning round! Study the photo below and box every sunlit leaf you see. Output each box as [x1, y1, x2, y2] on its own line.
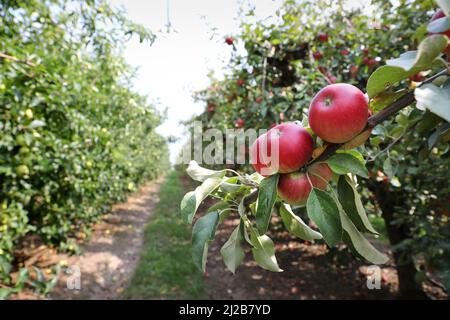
[255, 174, 279, 234]
[337, 176, 378, 234]
[306, 188, 342, 247]
[279, 203, 322, 240]
[220, 222, 245, 274]
[192, 211, 220, 272]
[415, 83, 450, 122]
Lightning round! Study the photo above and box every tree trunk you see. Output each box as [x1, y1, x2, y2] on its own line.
[369, 180, 428, 299]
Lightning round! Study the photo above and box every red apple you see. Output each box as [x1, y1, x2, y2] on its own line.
[225, 37, 234, 45]
[350, 65, 359, 74]
[363, 57, 377, 66]
[255, 97, 263, 104]
[207, 103, 216, 113]
[235, 118, 245, 128]
[236, 79, 245, 86]
[362, 48, 369, 56]
[250, 122, 313, 176]
[309, 83, 369, 143]
[340, 49, 350, 56]
[313, 51, 323, 60]
[318, 33, 329, 42]
[277, 163, 332, 205]
[409, 73, 425, 82]
[342, 111, 372, 149]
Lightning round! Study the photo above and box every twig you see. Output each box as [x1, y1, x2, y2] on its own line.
[367, 133, 404, 162]
[0, 52, 36, 67]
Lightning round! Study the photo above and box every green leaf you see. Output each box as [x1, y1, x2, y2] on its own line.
[0, 288, 12, 300]
[367, 66, 417, 98]
[186, 160, 225, 182]
[339, 210, 389, 264]
[306, 188, 342, 247]
[192, 211, 220, 272]
[279, 203, 322, 240]
[180, 177, 223, 224]
[337, 176, 378, 234]
[248, 172, 264, 184]
[327, 153, 369, 178]
[428, 123, 450, 149]
[386, 35, 448, 71]
[383, 157, 398, 178]
[219, 176, 241, 193]
[415, 83, 450, 122]
[180, 191, 196, 223]
[336, 149, 365, 165]
[220, 222, 245, 274]
[369, 90, 408, 111]
[255, 174, 279, 234]
[249, 226, 282, 272]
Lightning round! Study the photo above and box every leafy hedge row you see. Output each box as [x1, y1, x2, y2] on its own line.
[0, 0, 169, 282]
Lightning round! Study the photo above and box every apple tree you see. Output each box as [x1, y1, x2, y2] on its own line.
[181, 0, 449, 298]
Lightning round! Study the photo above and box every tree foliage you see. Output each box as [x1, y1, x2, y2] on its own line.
[0, 0, 169, 285]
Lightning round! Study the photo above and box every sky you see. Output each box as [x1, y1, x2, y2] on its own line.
[109, 0, 370, 163]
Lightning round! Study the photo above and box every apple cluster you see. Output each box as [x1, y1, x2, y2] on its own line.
[250, 83, 370, 205]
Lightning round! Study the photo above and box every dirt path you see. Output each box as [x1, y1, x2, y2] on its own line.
[203, 215, 397, 300]
[50, 178, 164, 300]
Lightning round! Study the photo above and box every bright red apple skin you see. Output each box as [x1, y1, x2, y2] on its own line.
[235, 118, 245, 128]
[363, 57, 377, 66]
[250, 122, 313, 176]
[318, 33, 329, 42]
[342, 110, 373, 149]
[277, 163, 332, 205]
[340, 49, 350, 56]
[308, 83, 369, 143]
[313, 51, 323, 60]
[225, 37, 234, 45]
[207, 103, 216, 113]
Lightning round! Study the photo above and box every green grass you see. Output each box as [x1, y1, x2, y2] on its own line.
[123, 170, 206, 299]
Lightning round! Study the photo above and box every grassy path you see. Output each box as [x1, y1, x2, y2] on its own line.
[124, 171, 205, 299]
